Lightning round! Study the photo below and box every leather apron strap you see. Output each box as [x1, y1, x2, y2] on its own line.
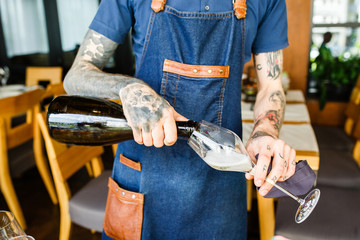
[151, 0, 167, 12]
[151, 0, 247, 20]
[233, 0, 247, 19]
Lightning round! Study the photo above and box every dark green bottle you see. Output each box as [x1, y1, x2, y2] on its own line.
[47, 95, 199, 146]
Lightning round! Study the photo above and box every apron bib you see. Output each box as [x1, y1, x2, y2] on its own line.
[104, 1, 248, 239]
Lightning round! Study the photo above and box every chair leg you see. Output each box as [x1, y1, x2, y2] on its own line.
[0, 159, 27, 229]
[59, 209, 71, 240]
[257, 192, 275, 240]
[112, 144, 118, 157]
[353, 141, 360, 167]
[0, 123, 27, 229]
[91, 157, 104, 177]
[33, 117, 58, 204]
[247, 179, 253, 211]
[33, 148, 58, 204]
[85, 162, 94, 177]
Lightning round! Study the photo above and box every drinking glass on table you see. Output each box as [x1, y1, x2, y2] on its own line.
[0, 66, 10, 86]
[10, 236, 35, 240]
[0, 211, 26, 239]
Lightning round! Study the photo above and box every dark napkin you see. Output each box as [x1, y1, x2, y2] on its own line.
[255, 155, 316, 198]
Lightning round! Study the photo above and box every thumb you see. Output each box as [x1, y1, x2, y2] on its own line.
[173, 110, 188, 122]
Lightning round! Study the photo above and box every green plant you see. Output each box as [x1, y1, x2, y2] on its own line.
[310, 46, 360, 109]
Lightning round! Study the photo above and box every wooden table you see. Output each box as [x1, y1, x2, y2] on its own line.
[0, 85, 58, 229]
[242, 90, 319, 240]
[0, 84, 38, 99]
[242, 102, 311, 124]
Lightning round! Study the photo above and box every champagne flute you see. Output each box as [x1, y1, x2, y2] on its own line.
[0, 211, 26, 239]
[187, 121, 320, 223]
[258, 172, 320, 224]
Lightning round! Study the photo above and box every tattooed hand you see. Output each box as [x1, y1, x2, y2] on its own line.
[245, 132, 296, 196]
[119, 82, 187, 147]
[63, 30, 188, 147]
[245, 50, 296, 196]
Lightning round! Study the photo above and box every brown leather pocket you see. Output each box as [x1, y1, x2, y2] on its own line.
[120, 154, 141, 171]
[103, 178, 144, 240]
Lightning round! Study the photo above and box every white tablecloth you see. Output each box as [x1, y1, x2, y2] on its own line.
[242, 122, 319, 152]
[286, 90, 305, 103]
[241, 89, 305, 103]
[241, 102, 311, 123]
[0, 85, 37, 99]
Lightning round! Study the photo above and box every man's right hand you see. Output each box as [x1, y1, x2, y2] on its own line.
[119, 82, 188, 148]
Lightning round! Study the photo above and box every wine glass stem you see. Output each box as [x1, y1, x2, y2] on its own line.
[266, 179, 304, 204]
[248, 167, 305, 204]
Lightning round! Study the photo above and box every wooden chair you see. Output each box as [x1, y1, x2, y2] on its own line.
[312, 76, 360, 189]
[0, 88, 57, 229]
[348, 118, 360, 168]
[312, 74, 360, 152]
[274, 106, 360, 240]
[112, 144, 118, 157]
[25, 66, 66, 105]
[25, 66, 63, 87]
[344, 74, 360, 135]
[37, 112, 111, 240]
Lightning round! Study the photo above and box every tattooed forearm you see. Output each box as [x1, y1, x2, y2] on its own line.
[77, 30, 117, 69]
[64, 29, 146, 99]
[254, 110, 283, 131]
[266, 51, 282, 80]
[254, 56, 263, 71]
[269, 90, 285, 109]
[251, 131, 275, 139]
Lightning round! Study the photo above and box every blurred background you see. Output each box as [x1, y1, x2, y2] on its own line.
[0, 0, 359, 240]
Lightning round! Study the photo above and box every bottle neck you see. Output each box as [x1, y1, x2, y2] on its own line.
[176, 120, 200, 138]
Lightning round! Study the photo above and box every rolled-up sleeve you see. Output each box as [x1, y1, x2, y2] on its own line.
[252, 0, 289, 54]
[89, 0, 133, 44]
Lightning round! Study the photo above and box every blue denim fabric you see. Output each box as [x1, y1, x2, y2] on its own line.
[90, 0, 289, 71]
[104, 4, 248, 240]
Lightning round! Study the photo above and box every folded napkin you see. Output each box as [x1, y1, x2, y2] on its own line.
[255, 156, 316, 198]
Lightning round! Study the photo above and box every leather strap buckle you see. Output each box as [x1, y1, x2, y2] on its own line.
[151, 0, 167, 13]
[233, 0, 247, 19]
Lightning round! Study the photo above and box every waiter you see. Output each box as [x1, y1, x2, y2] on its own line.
[64, 0, 296, 239]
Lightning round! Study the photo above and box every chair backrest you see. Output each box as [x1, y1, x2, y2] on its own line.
[25, 66, 63, 87]
[0, 88, 44, 149]
[350, 115, 360, 167]
[344, 74, 360, 135]
[36, 112, 104, 185]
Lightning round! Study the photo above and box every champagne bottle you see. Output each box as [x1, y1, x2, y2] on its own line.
[47, 95, 200, 146]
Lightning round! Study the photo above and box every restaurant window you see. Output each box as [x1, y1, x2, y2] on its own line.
[308, 0, 360, 104]
[0, 0, 49, 64]
[56, 0, 99, 68]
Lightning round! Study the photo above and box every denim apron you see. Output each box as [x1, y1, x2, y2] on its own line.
[104, 1, 248, 239]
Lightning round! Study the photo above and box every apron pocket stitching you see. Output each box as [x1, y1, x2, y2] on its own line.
[120, 154, 142, 172]
[217, 78, 227, 125]
[173, 74, 180, 106]
[137, 12, 157, 74]
[104, 178, 144, 240]
[160, 72, 168, 97]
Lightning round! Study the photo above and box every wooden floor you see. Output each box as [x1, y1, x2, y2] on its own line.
[0, 147, 260, 240]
